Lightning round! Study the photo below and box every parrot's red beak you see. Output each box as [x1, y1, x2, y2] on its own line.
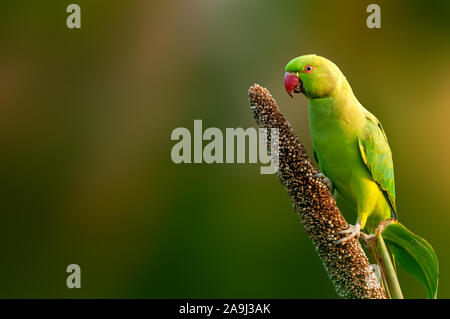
[284, 72, 302, 98]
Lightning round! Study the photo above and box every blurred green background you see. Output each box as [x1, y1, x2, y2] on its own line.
[0, 0, 449, 298]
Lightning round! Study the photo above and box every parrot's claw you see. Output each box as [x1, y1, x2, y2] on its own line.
[335, 223, 361, 245]
[313, 173, 334, 193]
[360, 232, 376, 245]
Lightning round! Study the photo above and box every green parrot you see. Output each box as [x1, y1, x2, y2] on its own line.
[284, 54, 396, 244]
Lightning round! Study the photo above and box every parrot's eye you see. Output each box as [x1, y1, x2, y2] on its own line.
[304, 65, 313, 73]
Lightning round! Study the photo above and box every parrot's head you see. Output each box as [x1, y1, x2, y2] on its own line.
[284, 54, 342, 99]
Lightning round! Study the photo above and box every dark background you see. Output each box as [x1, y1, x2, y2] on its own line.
[0, 0, 449, 298]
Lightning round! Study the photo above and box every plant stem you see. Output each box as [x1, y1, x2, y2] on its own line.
[377, 233, 404, 299]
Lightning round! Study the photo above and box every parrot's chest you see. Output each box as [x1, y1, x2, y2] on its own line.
[308, 104, 368, 199]
[311, 120, 361, 174]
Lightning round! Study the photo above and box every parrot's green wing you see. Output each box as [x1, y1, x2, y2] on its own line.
[358, 114, 397, 218]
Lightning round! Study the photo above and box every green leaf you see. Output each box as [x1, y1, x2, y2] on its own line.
[381, 221, 439, 299]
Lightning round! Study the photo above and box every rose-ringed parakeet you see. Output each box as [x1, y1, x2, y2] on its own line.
[284, 54, 396, 244]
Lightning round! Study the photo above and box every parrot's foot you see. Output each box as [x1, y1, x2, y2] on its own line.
[360, 232, 376, 246]
[335, 223, 361, 245]
[313, 173, 334, 193]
